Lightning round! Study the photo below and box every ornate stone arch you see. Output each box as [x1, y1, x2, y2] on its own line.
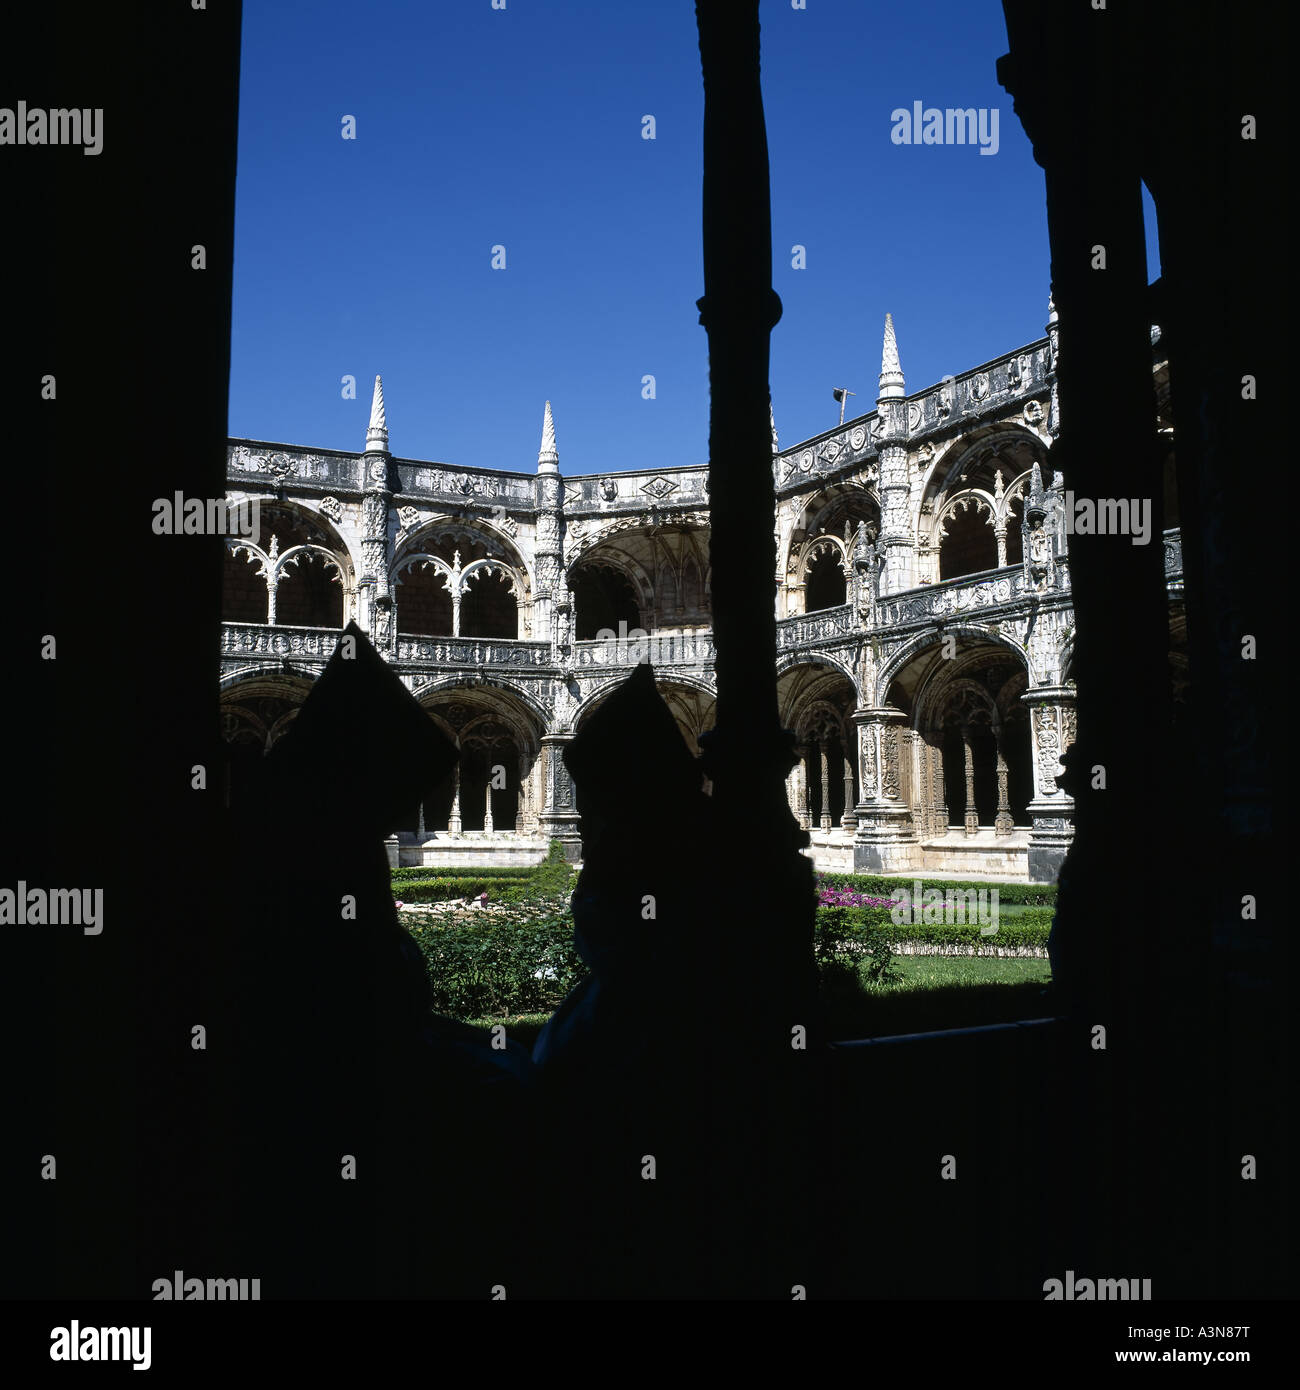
[775, 649, 859, 690]
[998, 467, 1036, 528]
[790, 533, 849, 587]
[409, 674, 552, 733]
[933, 488, 996, 540]
[393, 518, 530, 639]
[224, 498, 355, 628]
[567, 547, 656, 623]
[875, 625, 1034, 706]
[411, 682, 547, 836]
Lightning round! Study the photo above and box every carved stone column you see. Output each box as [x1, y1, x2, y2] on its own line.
[840, 750, 857, 831]
[797, 751, 811, 832]
[447, 763, 462, 835]
[818, 740, 831, 830]
[265, 542, 279, 626]
[962, 724, 979, 835]
[930, 727, 949, 836]
[994, 722, 1014, 836]
[851, 706, 917, 873]
[483, 780, 494, 834]
[1021, 685, 1076, 882]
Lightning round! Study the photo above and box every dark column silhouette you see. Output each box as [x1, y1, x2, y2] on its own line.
[693, 0, 821, 1293]
[999, 0, 1279, 1298]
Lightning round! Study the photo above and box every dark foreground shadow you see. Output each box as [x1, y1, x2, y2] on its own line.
[216, 624, 536, 1297]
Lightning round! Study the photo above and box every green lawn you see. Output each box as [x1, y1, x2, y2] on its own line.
[883, 955, 1052, 987]
[465, 1012, 552, 1048]
[462, 956, 1055, 1050]
[824, 953, 1054, 1038]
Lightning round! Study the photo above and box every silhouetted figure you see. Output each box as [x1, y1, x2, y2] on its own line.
[533, 663, 720, 1297]
[218, 623, 536, 1297]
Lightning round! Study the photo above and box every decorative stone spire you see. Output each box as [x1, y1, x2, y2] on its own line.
[1026, 458, 1047, 520]
[769, 399, 779, 454]
[537, 400, 559, 472]
[1046, 289, 1061, 438]
[878, 313, 905, 401]
[365, 375, 388, 453]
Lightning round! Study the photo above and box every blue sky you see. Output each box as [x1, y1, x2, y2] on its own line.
[228, 0, 1159, 474]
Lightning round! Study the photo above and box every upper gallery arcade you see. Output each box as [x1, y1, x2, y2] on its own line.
[218, 308, 1182, 883]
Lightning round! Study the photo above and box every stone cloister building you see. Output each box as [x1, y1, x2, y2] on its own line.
[219, 308, 1181, 882]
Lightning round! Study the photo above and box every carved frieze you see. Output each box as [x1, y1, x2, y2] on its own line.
[1034, 706, 1061, 796]
[880, 724, 900, 799]
[859, 723, 878, 801]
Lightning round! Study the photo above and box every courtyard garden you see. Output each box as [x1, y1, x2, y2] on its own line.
[394, 842, 1056, 1045]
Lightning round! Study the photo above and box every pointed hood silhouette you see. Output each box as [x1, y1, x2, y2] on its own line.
[264, 621, 459, 843]
[563, 662, 703, 820]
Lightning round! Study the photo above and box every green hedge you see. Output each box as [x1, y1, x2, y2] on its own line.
[391, 864, 534, 883]
[817, 871, 1057, 907]
[401, 896, 585, 1018]
[394, 891, 1047, 1024]
[392, 840, 577, 905]
[815, 903, 1052, 952]
[395, 877, 510, 903]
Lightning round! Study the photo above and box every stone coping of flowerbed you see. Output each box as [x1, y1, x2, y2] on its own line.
[395, 900, 522, 914]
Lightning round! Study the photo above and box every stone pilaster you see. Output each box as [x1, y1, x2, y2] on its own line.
[537, 732, 582, 858]
[1022, 685, 1076, 882]
[517, 751, 538, 834]
[851, 706, 917, 873]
